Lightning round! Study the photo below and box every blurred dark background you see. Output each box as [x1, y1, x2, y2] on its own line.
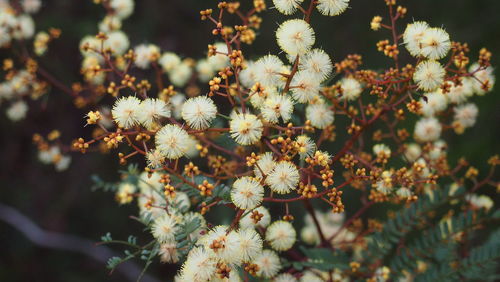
[0, 0, 499, 281]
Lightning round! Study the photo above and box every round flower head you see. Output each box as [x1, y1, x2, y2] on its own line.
[299, 49, 333, 82]
[207, 42, 230, 71]
[414, 117, 442, 143]
[105, 31, 129, 56]
[403, 21, 429, 57]
[261, 94, 294, 123]
[22, 0, 41, 14]
[469, 63, 495, 95]
[231, 177, 264, 210]
[265, 220, 296, 251]
[115, 182, 136, 204]
[169, 62, 193, 87]
[306, 102, 334, 129]
[134, 44, 160, 69]
[274, 273, 298, 282]
[373, 143, 391, 158]
[196, 59, 216, 82]
[295, 135, 316, 159]
[230, 113, 263, 145]
[110, 0, 134, 19]
[299, 271, 323, 282]
[453, 103, 478, 128]
[159, 52, 181, 72]
[404, 143, 422, 163]
[376, 170, 393, 194]
[316, 0, 350, 16]
[413, 60, 445, 91]
[466, 194, 493, 211]
[237, 228, 263, 262]
[179, 247, 217, 282]
[420, 90, 448, 117]
[138, 98, 171, 129]
[255, 55, 285, 88]
[339, 77, 362, 101]
[446, 79, 473, 104]
[239, 60, 258, 88]
[169, 93, 186, 119]
[266, 161, 299, 194]
[181, 96, 217, 130]
[201, 225, 241, 264]
[98, 16, 122, 33]
[272, 0, 304, 15]
[240, 206, 272, 229]
[159, 242, 179, 264]
[290, 70, 321, 103]
[420, 27, 451, 60]
[151, 213, 179, 243]
[253, 152, 277, 179]
[300, 225, 320, 245]
[155, 124, 190, 159]
[13, 15, 35, 40]
[276, 19, 315, 56]
[255, 249, 282, 278]
[111, 96, 141, 128]
[6, 100, 28, 121]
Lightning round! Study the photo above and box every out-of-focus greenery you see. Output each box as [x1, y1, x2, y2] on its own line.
[0, 0, 498, 281]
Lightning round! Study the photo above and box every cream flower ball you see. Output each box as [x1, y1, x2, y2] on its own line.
[276, 19, 315, 56]
[290, 70, 321, 103]
[316, 0, 350, 16]
[6, 100, 28, 121]
[403, 21, 429, 57]
[414, 117, 442, 143]
[299, 48, 333, 82]
[151, 213, 179, 243]
[295, 135, 316, 159]
[265, 220, 297, 251]
[230, 113, 264, 145]
[137, 98, 171, 129]
[179, 247, 217, 282]
[403, 143, 422, 163]
[261, 94, 294, 123]
[420, 90, 448, 117]
[237, 228, 263, 262]
[134, 44, 160, 69]
[231, 177, 264, 210]
[110, 0, 134, 20]
[446, 79, 473, 104]
[105, 31, 130, 56]
[306, 102, 334, 129]
[159, 52, 181, 72]
[469, 63, 495, 95]
[453, 103, 478, 128]
[181, 96, 217, 130]
[339, 77, 362, 101]
[201, 226, 241, 264]
[253, 152, 277, 179]
[265, 161, 300, 194]
[111, 95, 141, 128]
[155, 124, 190, 159]
[413, 60, 445, 91]
[169, 62, 193, 87]
[21, 0, 41, 14]
[254, 249, 282, 278]
[420, 27, 451, 60]
[255, 55, 285, 88]
[273, 0, 304, 15]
